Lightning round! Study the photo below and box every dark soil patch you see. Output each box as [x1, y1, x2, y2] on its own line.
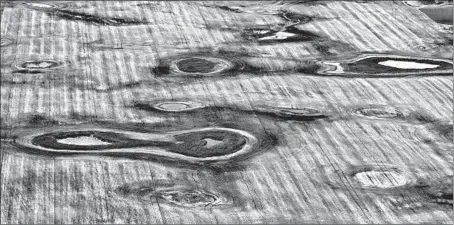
[0, 37, 14, 47]
[279, 11, 315, 23]
[12, 70, 46, 74]
[171, 130, 247, 158]
[176, 58, 217, 73]
[420, 6, 453, 25]
[35, 8, 145, 26]
[214, 5, 243, 13]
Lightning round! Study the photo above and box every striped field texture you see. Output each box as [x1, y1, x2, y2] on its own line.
[1, 1, 453, 224]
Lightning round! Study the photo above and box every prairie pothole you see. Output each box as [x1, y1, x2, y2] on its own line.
[156, 102, 191, 111]
[354, 106, 407, 119]
[403, 1, 449, 7]
[152, 101, 205, 112]
[171, 57, 234, 75]
[21, 60, 60, 69]
[319, 164, 415, 191]
[14, 59, 63, 72]
[345, 56, 452, 75]
[275, 107, 323, 116]
[247, 26, 320, 44]
[377, 60, 440, 69]
[255, 106, 327, 121]
[317, 55, 453, 76]
[16, 126, 261, 164]
[152, 52, 262, 78]
[158, 190, 221, 207]
[242, 28, 275, 40]
[31, 131, 123, 150]
[257, 32, 297, 41]
[26, 5, 145, 26]
[176, 58, 217, 73]
[352, 170, 409, 188]
[114, 181, 231, 208]
[56, 135, 112, 146]
[24, 2, 59, 9]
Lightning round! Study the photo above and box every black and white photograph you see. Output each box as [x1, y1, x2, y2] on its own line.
[0, 0, 453, 224]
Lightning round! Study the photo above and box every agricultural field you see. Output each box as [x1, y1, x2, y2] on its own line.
[0, 1, 453, 224]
